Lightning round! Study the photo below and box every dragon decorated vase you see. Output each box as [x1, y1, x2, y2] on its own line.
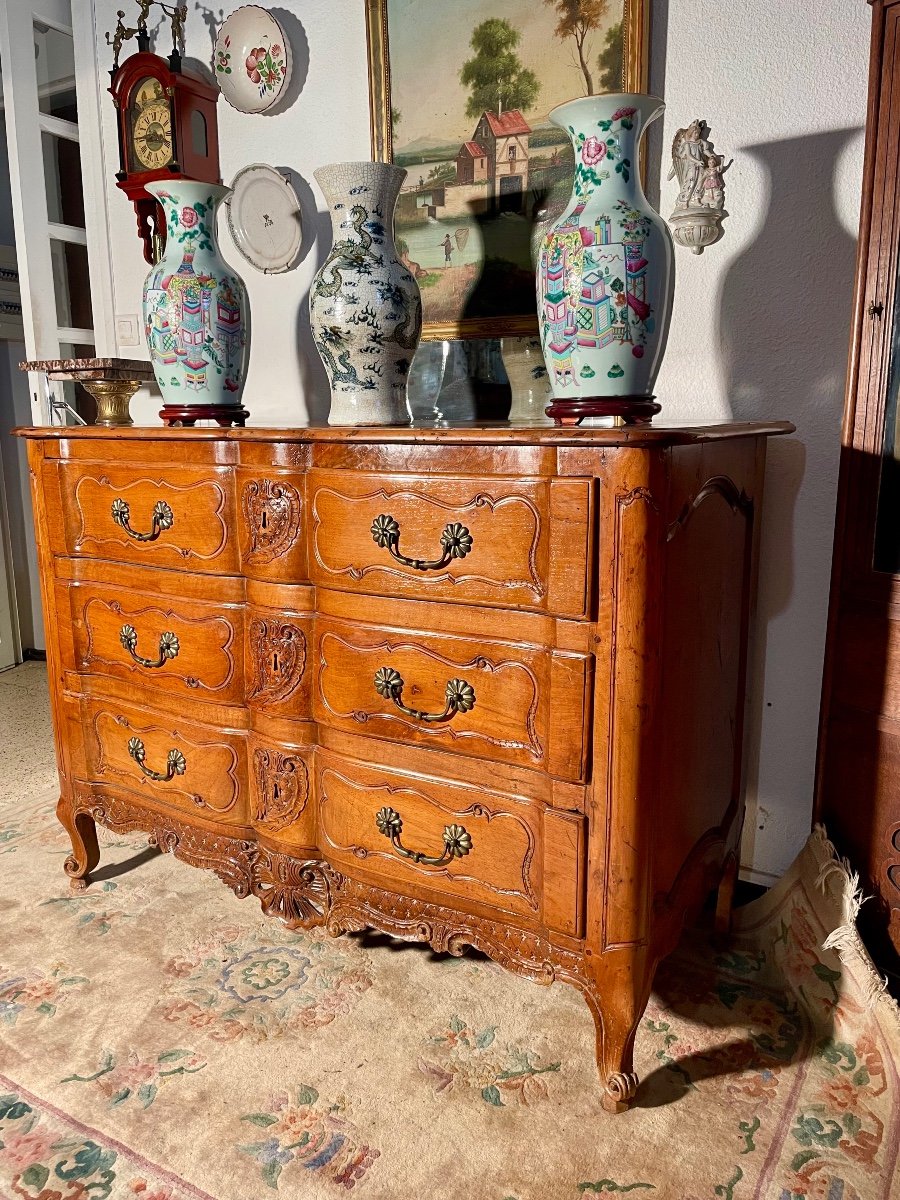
[142, 181, 250, 409]
[310, 161, 422, 426]
[537, 94, 674, 401]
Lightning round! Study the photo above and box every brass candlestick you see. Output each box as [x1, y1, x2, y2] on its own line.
[80, 378, 143, 427]
[20, 358, 155, 427]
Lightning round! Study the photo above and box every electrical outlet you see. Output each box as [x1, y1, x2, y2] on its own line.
[115, 314, 141, 347]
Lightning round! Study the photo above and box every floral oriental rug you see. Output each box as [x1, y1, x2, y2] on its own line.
[0, 672, 898, 1198]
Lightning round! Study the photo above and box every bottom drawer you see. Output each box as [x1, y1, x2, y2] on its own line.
[316, 749, 584, 931]
[70, 694, 249, 826]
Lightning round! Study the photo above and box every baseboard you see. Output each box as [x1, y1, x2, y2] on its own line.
[740, 864, 781, 889]
[22, 648, 47, 662]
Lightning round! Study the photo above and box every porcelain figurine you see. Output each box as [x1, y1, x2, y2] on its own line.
[667, 120, 732, 254]
[142, 181, 250, 415]
[536, 94, 674, 424]
[310, 161, 422, 426]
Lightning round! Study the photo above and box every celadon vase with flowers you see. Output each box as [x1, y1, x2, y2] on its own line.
[537, 94, 674, 417]
[142, 180, 249, 411]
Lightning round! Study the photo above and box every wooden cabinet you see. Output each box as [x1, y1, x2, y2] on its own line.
[816, 0, 900, 975]
[19, 420, 789, 1112]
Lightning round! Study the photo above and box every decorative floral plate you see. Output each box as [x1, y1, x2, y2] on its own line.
[225, 164, 302, 273]
[214, 6, 291, 114]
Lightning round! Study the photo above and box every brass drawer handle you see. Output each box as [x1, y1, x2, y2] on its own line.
[120, 624, 180, 669]
[373, 667, 475, 723]
[370, 514, 472, 571]
[375, 806, 472, 865]
[127, 736, 186, 782]
[111, 498, 174, 542]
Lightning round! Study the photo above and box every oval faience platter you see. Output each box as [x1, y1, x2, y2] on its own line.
[214, 5, 291, 114]
[225, 164, 302, 273]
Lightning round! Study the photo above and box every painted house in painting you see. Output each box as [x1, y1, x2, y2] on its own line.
[456, 141, 488, 185]
[468, 109, 532, 212]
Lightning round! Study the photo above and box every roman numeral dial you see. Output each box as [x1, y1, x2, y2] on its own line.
[131, 102, 173, 170]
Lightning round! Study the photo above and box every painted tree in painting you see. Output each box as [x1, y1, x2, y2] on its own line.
[597, 20, 624, 91]
[459, 19, 540, 120]
[544, 0, 611, 96]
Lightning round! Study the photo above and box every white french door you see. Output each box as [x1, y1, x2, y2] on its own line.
[0, 0, 113, 423]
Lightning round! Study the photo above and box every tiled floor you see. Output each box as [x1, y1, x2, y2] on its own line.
[0, 661, 57, 799]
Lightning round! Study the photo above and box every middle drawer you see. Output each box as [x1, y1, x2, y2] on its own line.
[61, 572, 246, 706]
[314, 611, 592, 781]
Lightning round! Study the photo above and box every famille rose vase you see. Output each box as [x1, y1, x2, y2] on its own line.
[537, 94, 674, 405]
[309, 161, 422, 426]
[142, 181, 250, 410]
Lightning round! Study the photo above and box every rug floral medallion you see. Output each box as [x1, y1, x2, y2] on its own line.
[1, 773, 898, 1199]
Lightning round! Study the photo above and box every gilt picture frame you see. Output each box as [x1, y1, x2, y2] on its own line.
[365, 0, 650, 340]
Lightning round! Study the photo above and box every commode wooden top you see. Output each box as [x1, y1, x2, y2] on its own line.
[16, 420, 793, 446]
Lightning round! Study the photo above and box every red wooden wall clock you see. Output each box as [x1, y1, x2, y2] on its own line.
[109, 49, 221, 264]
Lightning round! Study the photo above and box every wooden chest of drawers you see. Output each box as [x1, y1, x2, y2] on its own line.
[19, 420, 790, 1111]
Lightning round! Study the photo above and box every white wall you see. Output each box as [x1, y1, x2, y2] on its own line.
[649, 0, 870, 880]
[91, 0, 871, 880]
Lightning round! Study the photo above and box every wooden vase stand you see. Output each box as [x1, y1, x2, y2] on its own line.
[159, 404, 250, 428]
[545, 396, 661, 426]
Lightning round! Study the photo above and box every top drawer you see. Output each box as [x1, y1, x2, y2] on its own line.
[307, 470, 592, 617]
[52, 462, 239, 574]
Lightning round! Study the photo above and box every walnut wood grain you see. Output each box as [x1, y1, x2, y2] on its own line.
[308, 469, 589, 616]
[63, 579, 242, 702]
[54, 462, 238, 573]
[314, 612, 590, 780]
[18, 420, 788, 1109]
[71, 694, 248, 824]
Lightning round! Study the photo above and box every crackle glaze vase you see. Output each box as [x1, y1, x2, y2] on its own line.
[537, 94, 674, 404]
[309, 161, 422, 426]
[142, 181, 249, 409]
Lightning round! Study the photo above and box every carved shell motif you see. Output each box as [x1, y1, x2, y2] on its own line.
[242, 478, 302, 564]
[247, 618, 307, 703]
[252, 747, 309, 832]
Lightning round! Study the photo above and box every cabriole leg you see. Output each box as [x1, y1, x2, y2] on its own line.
[56, 796, 99, 890]
[583, 953, 653, 1113]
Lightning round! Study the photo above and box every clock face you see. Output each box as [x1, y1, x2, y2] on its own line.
[129, 77, 173, 171]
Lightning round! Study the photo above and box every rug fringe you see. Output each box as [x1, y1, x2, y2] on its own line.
[810, 824, 899, 1018]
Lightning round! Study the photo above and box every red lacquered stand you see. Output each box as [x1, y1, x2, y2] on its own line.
[159, 404, 250, 428]
[545, 396, 661, 426]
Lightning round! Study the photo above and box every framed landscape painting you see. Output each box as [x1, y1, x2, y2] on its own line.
[365, 0, 649, 339]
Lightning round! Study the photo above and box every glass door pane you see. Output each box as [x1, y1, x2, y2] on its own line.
[34, 23, 77, 122]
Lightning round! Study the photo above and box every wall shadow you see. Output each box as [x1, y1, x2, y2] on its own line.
[264, 10, 309, 115]
[297, 176, 337, 423]
[717, 129, 861, 871]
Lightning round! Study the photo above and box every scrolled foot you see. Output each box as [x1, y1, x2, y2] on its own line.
[65, 858, 90, 891]
[57, 797, 100, 890]
[601, 1071, 639, 1113]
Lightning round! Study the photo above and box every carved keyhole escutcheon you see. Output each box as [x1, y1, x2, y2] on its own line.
[248, 619, 306, 704]
[242, 479, 301, 564]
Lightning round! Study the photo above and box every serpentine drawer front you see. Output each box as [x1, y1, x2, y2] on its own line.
[314, 614, 591, 781]
[63, 577, 245, 705]
[55, 462, 239, 574]
[72, 695, 248, 826]
[316, 750, 577, 925]
[19, 421, 790, 1113]
[307, 469, 592, 617]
